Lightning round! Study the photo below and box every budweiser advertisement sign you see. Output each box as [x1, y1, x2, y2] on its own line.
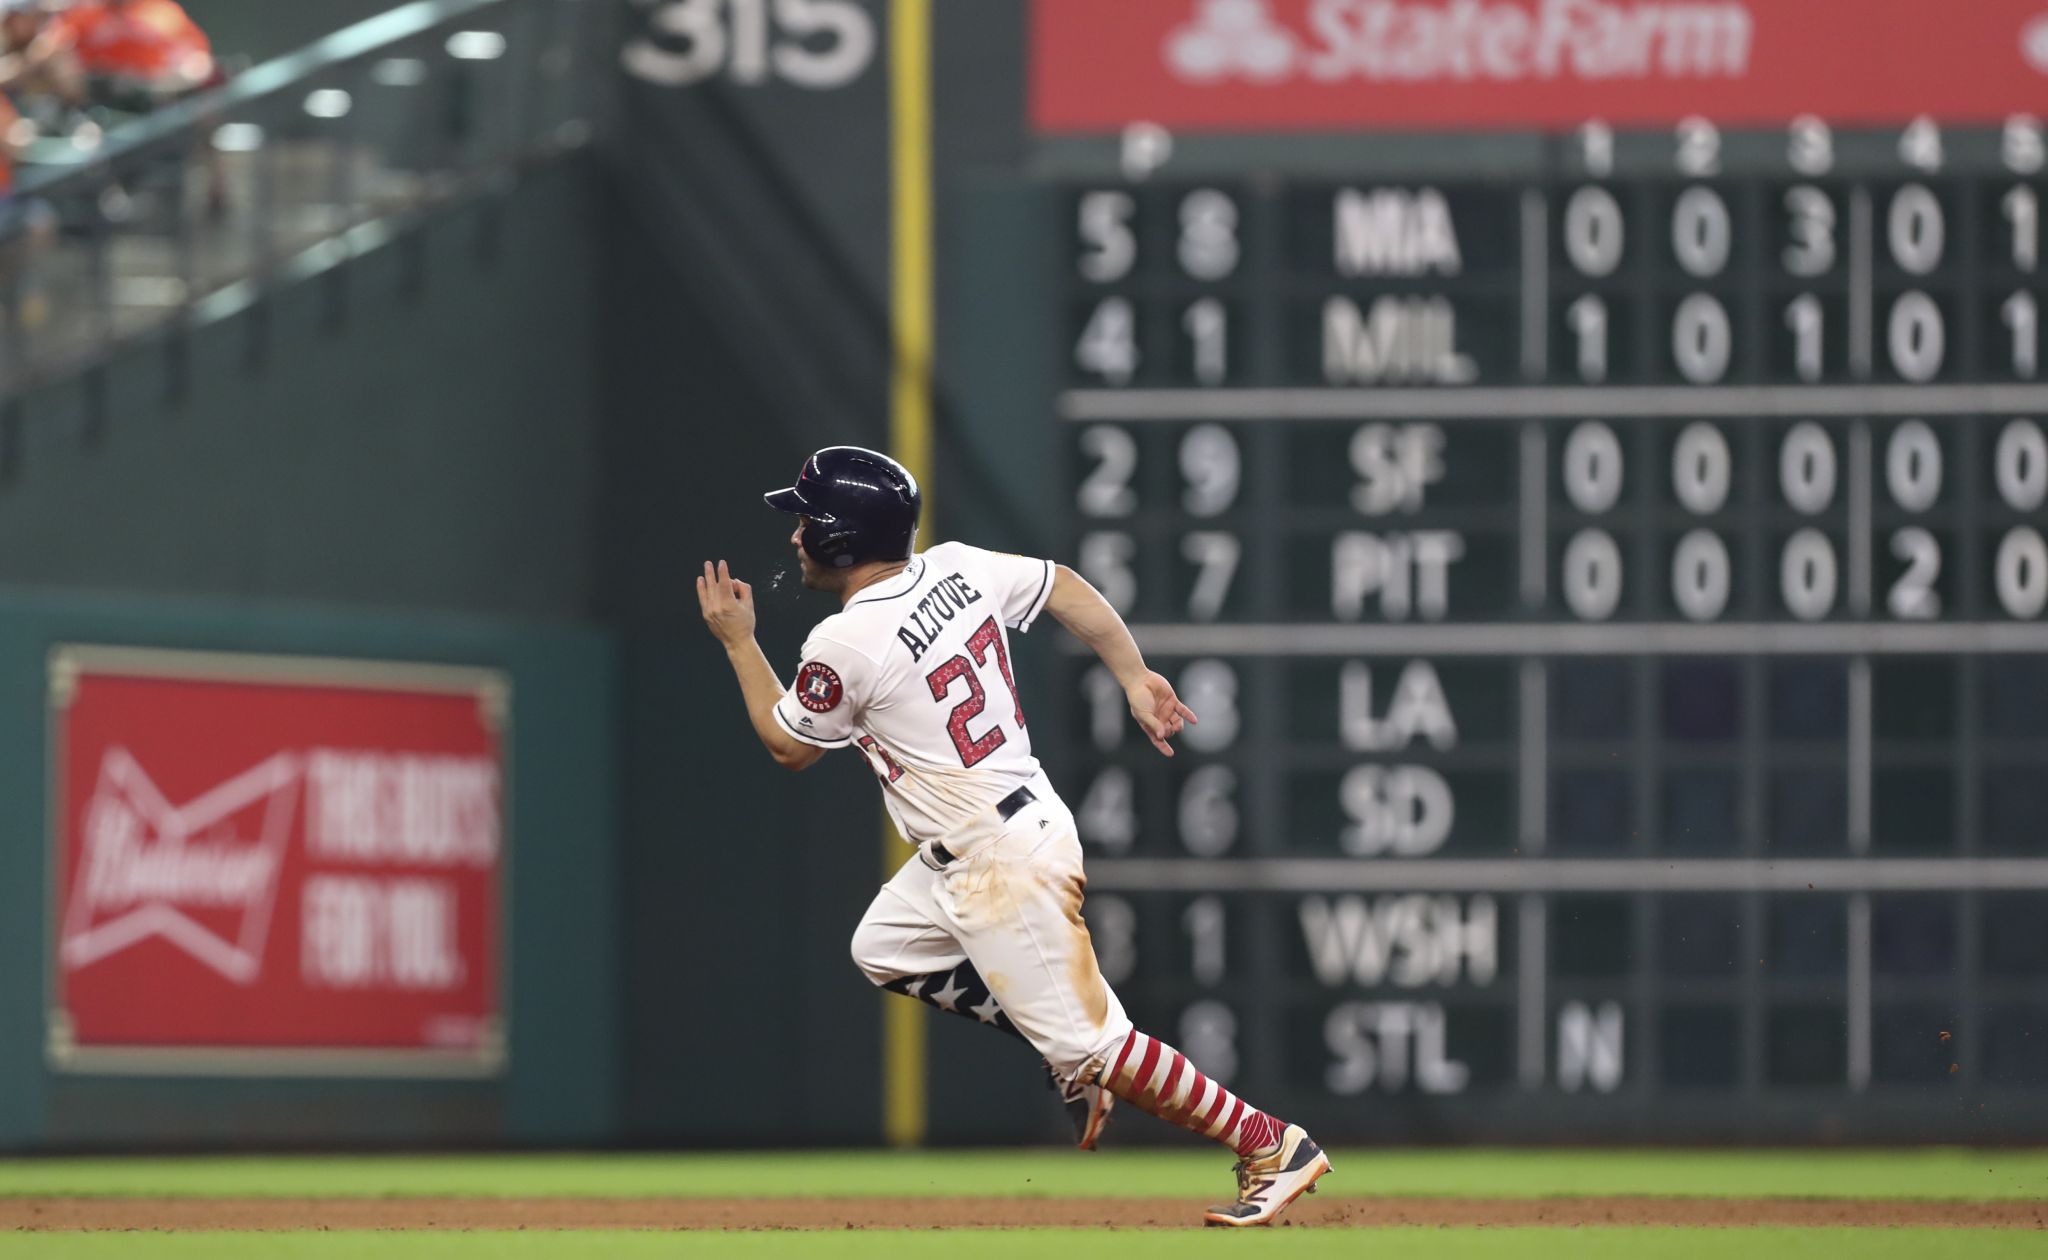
[1032, 0, 2048, 132]
[48, 647, 507, 1075]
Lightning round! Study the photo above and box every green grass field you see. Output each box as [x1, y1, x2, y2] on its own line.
[0, 1149, 2041, 1258]
[2, 1232, 2045, 1260]
[3, 1146, 2046, 1199]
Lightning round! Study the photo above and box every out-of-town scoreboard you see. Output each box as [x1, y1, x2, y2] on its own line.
[1004, 0, 2048, 1139]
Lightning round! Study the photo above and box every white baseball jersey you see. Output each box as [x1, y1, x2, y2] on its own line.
[773, 541, 1057, 846]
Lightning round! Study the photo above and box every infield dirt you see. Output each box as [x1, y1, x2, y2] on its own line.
[2, 1197, 2042, 1231]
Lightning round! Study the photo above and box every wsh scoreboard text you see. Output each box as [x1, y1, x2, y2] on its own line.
[1000, 0, 2048, 1141]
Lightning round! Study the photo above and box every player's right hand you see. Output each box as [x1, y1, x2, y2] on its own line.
[1126, 670, 1198, 757]
[696, 559, 757, 646]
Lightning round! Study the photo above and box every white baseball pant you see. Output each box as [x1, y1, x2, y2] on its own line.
[848, 776, 1133, 1082]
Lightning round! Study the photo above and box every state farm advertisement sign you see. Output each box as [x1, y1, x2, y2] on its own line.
[48, 648, 507, 1075]
[1032, 0, 2048, 133]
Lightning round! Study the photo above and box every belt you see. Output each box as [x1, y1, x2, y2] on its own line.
[925, 786, 1036, 869]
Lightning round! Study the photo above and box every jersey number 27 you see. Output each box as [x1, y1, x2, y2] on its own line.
[925, 616, 1025, 768]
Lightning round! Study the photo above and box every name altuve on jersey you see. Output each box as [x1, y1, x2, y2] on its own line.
[894, 572, 987, 662]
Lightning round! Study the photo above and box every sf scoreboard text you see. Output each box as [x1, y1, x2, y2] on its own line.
[1036, 118, 2048, 1138]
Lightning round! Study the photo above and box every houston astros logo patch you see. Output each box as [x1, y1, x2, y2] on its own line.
[796, 662, 844, 712]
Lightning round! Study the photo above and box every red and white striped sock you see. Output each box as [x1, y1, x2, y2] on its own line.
[1095, 1030, 1284, 1157]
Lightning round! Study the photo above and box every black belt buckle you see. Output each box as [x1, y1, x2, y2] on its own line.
[929, 787, 1037, 870]
[996, 785, 1036, 822]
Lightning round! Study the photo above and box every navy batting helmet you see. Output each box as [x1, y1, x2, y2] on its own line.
[763, 446, 921, 568]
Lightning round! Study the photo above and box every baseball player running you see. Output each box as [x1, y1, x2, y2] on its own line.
[696, 446, 1330, 1227]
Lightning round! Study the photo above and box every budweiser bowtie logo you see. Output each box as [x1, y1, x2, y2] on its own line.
[59, 747, 299, 985]
[1164, 0, 1757, 85]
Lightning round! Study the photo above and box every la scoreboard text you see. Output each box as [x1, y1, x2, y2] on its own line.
[1028, 116, 2048, 1139]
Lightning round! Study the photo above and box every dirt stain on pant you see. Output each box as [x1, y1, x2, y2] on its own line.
[1058, 869, 1111, 1029]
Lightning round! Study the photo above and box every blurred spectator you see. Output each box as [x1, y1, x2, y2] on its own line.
[48, 0, 217, 112]
[0, 86, 20, 191]
[0, 86, 55, 335]
[0, 0, 85, 116]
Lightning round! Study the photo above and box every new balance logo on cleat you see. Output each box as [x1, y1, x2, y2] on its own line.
[1202, 1124, 1332, 1227]
[1045, 1061, 1115, 1151]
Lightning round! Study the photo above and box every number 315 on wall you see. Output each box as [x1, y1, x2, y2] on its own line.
[622, 0, 876, 89]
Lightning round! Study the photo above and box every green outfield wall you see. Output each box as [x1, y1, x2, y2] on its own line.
[0, 591, 619, 1149]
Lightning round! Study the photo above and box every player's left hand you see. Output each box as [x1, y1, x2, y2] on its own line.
[696, 559, 757, 646]
[1126, 670, 1198, 757]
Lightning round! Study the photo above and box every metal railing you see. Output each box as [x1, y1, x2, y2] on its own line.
[0, 0, 603, 397]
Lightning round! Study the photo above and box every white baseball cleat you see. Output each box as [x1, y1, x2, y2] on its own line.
[1202, 1124, 1332, 1227]
[1045, 1061, 1115, 1150]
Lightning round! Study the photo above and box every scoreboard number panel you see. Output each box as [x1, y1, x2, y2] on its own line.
[1037, 113, 2048, 1138]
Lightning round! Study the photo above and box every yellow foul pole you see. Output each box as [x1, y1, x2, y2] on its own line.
[883, 0, 933, 1150]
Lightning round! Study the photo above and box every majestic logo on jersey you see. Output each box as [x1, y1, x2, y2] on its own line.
[894, 572, 987, 662]
[796, 661, 845, 712]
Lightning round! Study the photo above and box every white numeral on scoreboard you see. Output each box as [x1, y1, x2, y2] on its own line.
[2005, 186, 2040, 272]
[1079, 531, 1137, 614]
[2003, 292, 2039, 379]
[1888, 528, 1943, 620]
[1671, 423, 1731, 514]
[1084, 666, 1126, 751]
[1562, 422, 1624, 513]
[1997, 421, 2048, 510]
[1673, 293, 1733, 384]
[1578, 121, 1614, 177]
[1182, 899, 1229, 984]
[1180, 424, 1241, 516]
[1183, 297, 1229, 385]
[1899, 116, 1944, 173]
[1888, 293, 1946, 382]
[1672, 186, 1731, 278]
[1997, 528, 2048, 619]
[1076, 190, 1136, 282]
[1076, 296, 1139, 385]
[1090, 895, 1137, 985]
[1566, 294, 1609, 382]
[1888, 184, 1946, 274]
[1885, 421, 1943, 511]
[1181, 531, 1241, 621]
[1788, 116, 1834, 176]
[1562, 529, 1624, 621]
[1077, 425, 1136, 517]
[1178, 660, 1241, 752]
[1998, 528, 2048, 622]
[1782, 186, 1837, 277]
[2004, 115, 2045, 174]
[1564, 187, 1624, 277]
[1180, 1001, 1239, 1083]
[1779, 529, 1838, 621]
[1178, 189, 1240, 280]
[1179, 769, 1239, 858]
[1077, 766, 1136, 853]
[1671, 529, 1731, 621]
[1779, 422, 1838, 515]
[1785, 294, 1825, 382]
[1676, 116, 1720, 177]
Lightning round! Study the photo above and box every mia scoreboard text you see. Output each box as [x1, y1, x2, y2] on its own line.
[1022, 114, 2048, 1139]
